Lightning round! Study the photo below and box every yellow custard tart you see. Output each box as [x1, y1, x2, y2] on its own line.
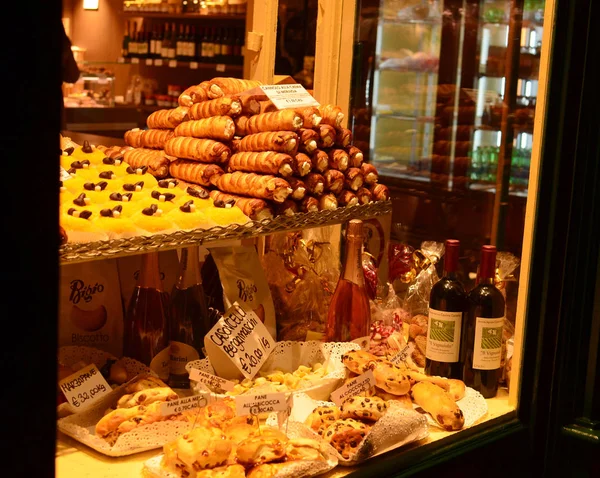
[166, 200, 217, 231]
[131, 203, 177, 235]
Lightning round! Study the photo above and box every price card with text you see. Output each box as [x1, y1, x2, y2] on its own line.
[189, 61, 199, 70]
[216, 64, 226, 72]
[145, 58, 153, 66]
[260, 84, 320, 110]
[204, 302, 275, 380]
[154, 59, 163, 66]
[189, 368, 235, 392]
[59, 364, 112, 411]
[131, 57, 139, 64]
[168, 60, 177, 68]
[117, 57, 125, 64]
[330, 370, 375, 406]
[389, 343, 415, 366]
[234, 392, 287, 416]
[160, 395, 208, 416]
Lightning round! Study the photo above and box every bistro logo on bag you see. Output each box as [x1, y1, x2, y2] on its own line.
[59, 259, 124, 357]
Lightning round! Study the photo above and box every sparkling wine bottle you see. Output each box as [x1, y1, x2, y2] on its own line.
[462, 245, 505, 398]
[425, 239, 467, 379]
[168, 247, 211, 389]
[124, 252, 171, 381]
[326, 219, 371, 344]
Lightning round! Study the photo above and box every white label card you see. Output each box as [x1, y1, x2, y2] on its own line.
[426, 308, 463, 363]
[117, 57, 125, 64]
[59, 364, 111, 411]
[160, 395, 208, 416]
[154, 59, 163, 66]
[168, 60, 177, 68]
[204, 302, 276, 380]
[131, 57, 139, 64]
[189, 368, 236, 392]
[59, 166, 72, 181]
[145, 58, 153, 66]
[330, 370, 375, 406]
[389, 343, 416, 366]
[216, 63, 226, 72]
[260, 84, 320, 110]
[473, 316, 504, 370]
[189, 61, 199, 70]
[235, 392, 287, 416]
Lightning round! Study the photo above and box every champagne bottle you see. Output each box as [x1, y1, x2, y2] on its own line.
[124, 252, 171, 381]
[326, 219, 371, 343]
[462, 245, 505, 398]
[169, 247, 211, 389]
[425, 239, 467, 379]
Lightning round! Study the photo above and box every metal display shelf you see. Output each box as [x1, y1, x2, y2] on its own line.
[59, 200, 392, 264]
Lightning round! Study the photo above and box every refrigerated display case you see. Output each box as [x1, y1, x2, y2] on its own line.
[7, 0, 600, 476]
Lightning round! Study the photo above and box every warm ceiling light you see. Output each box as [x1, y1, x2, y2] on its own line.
[83, 0, 99, 10]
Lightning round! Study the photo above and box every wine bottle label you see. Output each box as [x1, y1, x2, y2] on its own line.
[426, 308, 462, 363]
[472, 316, 504, 370]
[149, 346, 171, 380]
[169, 341, 200, 375]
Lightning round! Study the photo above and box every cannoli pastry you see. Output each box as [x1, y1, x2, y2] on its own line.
[165, 200, 217, 231]
[292, 153, 312, 177]
[345, 167, 364, 191]
[317, 104, 345, 128]
[286, 177, 307, 200]
[178, 81, 212, 106]
[361, 163, 379, 185]
[347, 146, 364, 168]
[335, 128, 352, 148]
[131, 203, 178, 235]
[174, 116, 236, 142]
[124, 128, 174, 149]
[164, 137, 231, 164]
[315, 124, 337, 149]
[161, 426, 233, 473]
[209, 190, 274, 221]
[300, 196, 319, 213]
[294, 106, 322, 128]
[304, 173, 325, 195]
[189, 96, 243, 119]
[169, 159, 225, 187]
[123, 148, 171, 178]
[337, 189, 359, 207]
[227, 151, 294, 177]
[275, 199, 298, 216]
[238, 95, 261, 116]
[233, 131, 299, 155]
[356, 187, 372, 204]
[327, 149, 350, 171]
[323, 169, 345, 194]
[318, 193, 338, 211]
[214, 172, 292, 203]
[146, 106, 190, 129]
[260, 100, 277, 114]
[298, 128, 319, 154]
[207, 77, 263, 97]
[310, 150, 329, 173]
[234, 110, 303, 135]
[370, 183, 390, 201]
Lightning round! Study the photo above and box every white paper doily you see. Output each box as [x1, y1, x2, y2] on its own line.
[267, 393, 429, 466]
[414, 386, 488, 430]
[57, 346, 154, 417]
[57, 374, 190, 457]
[185, 341, 360, 401]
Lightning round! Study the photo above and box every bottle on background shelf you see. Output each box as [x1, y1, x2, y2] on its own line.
[188, 25, 196, 60]
[168, 22, 177, 59]
[204, 27, 215, 62]
[326, 219, 371, 344]
[425, 239, 467, 379]
[129, 21, 138, 58]
[196, 26, 205, 61]
[161, 22, 170, 59]
[221, 28, 232, 59]
[124, 252, 171, 382]
[175, 23, 184, 60]
[213, 27, 222, 62]
[122, 20, 131, 58]
[169, 247, 211, 389]
[462, 245, 505, 398]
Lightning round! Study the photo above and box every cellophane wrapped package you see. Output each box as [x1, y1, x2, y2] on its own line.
[260, 227, 341, 341]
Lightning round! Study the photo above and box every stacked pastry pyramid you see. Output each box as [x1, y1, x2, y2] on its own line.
[59, 77, 389, 244]
[123, 77, 389, 218]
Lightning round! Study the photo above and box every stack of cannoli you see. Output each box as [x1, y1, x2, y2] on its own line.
[121, 76, 389, 223]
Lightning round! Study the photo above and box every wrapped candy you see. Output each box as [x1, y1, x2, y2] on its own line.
[367, 283, 411, 357]
[362, 252, 379, 300]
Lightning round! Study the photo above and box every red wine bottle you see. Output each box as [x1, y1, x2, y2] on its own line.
[326, 219, 371, 343]
[462, 245, 505, 398]
[425, 239, 467, 379]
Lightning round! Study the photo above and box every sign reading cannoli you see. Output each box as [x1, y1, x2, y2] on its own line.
[189, 368, 236, 392]
[260, 84, 320, 109]
[330, 370, 375, 406]
[204, 302, 276, 380]
[234, 392, 287, 416]
[58, 364, 111, 411]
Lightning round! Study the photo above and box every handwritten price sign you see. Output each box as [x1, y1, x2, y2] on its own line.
[189, 368, 235, 392]
[330, 370, 375, 406]
[59, 364, 111, 411]
[204, 302, 275, 380]
[160, 395, 207, 416]
[260, 84, 320, 110]
[234, 392, 287, 416]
